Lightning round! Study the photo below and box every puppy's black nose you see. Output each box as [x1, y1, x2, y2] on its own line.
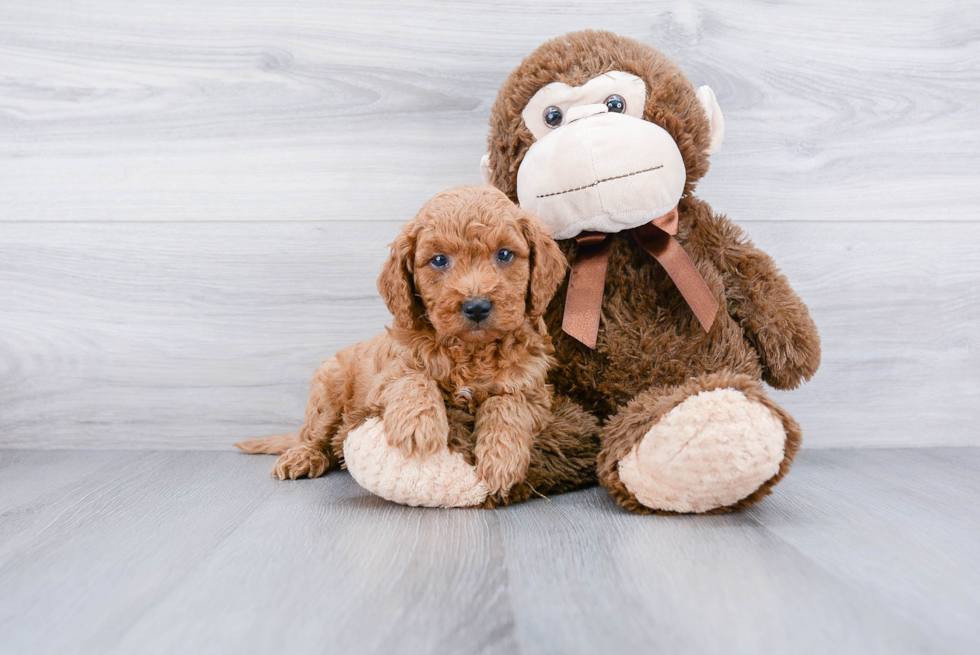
[461, 297, 493, 323]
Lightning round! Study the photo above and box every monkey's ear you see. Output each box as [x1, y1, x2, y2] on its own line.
[377, 225, 426, 330]
[518, 210, 568, 317]
[696, 86, 725, 156]
[480, 153, 493, 185]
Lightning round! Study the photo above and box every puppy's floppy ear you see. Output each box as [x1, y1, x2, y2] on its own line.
[378, 223, 425, 330]
[517, 209, 568, 317]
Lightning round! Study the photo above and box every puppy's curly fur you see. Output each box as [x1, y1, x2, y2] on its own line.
[236, 185, 570, 498]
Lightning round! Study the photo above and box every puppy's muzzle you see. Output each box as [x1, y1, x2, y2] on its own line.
[460, 297, 493, 324]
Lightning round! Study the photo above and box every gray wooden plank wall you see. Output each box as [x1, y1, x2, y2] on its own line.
[2, 1, 978, 449]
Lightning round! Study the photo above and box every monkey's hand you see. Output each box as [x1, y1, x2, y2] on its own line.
[697, 209, 821, 390]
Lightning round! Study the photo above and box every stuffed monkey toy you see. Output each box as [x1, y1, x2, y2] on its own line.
[343, 30, 819, 513]
[478, 30, 821, 513]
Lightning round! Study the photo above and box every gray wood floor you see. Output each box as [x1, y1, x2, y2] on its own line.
[1, 448, 977, 655]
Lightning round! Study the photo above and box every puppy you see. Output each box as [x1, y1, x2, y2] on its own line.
[236, 185, 567, 497]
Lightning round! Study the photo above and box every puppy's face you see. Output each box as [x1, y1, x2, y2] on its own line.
[378, 186, 566, 343]
[413, 212, 530, 342]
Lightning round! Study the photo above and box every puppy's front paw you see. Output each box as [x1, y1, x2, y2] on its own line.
[476, 455, 528, 498]
[383, 403, 450, 458]
[272, 444, 331, 480]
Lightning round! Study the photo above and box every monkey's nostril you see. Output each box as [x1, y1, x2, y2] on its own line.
[461, 298, 493, 323]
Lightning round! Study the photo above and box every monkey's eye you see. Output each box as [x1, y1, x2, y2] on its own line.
[430, 254, 450, 270]
[605, 94, 626, 113]
[496, 248, 515, 264]
[543, 106, 563, 128]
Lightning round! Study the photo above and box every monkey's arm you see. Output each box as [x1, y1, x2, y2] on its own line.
[693, 209, 821, 390]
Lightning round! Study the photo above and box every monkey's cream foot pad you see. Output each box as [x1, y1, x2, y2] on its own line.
[618, 388, 786, 513]
[343, 418, 490, 508]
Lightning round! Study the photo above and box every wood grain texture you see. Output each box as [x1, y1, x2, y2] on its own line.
[752, 448, 980, 651]
[2, 220, 978, 449]
[2, 4, 977, 653]
[1, 1, 978, 449]
[1, 1, 978, 223]
[0, 448, 977, 654]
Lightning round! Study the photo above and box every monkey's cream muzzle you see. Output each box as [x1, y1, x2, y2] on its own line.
[516, 111, 687, 240]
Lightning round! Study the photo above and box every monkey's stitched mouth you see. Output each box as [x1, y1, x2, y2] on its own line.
[536, 165, 663, 199]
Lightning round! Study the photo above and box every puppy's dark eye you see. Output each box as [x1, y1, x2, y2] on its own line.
[543, 106, 563, 128]
[496, 248, 515, 264]
[430, 254, 450, 269]
[605, 94, 626, 113]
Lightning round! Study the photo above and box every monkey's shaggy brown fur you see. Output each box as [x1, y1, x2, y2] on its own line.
[445, 397, 601, 508]
[484, 30, 821, 513]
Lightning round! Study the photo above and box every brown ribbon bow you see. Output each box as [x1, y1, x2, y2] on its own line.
[561, 206, 719, 349]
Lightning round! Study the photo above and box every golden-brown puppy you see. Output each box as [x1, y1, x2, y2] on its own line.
[236, 185, 567, 497]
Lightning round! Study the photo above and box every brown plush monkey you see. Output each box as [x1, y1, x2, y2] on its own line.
[479, 30, 821, 513]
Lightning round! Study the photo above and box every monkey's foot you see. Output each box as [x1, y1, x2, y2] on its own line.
[601, 372, 801, 514]
[343, 418, 490, 508]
